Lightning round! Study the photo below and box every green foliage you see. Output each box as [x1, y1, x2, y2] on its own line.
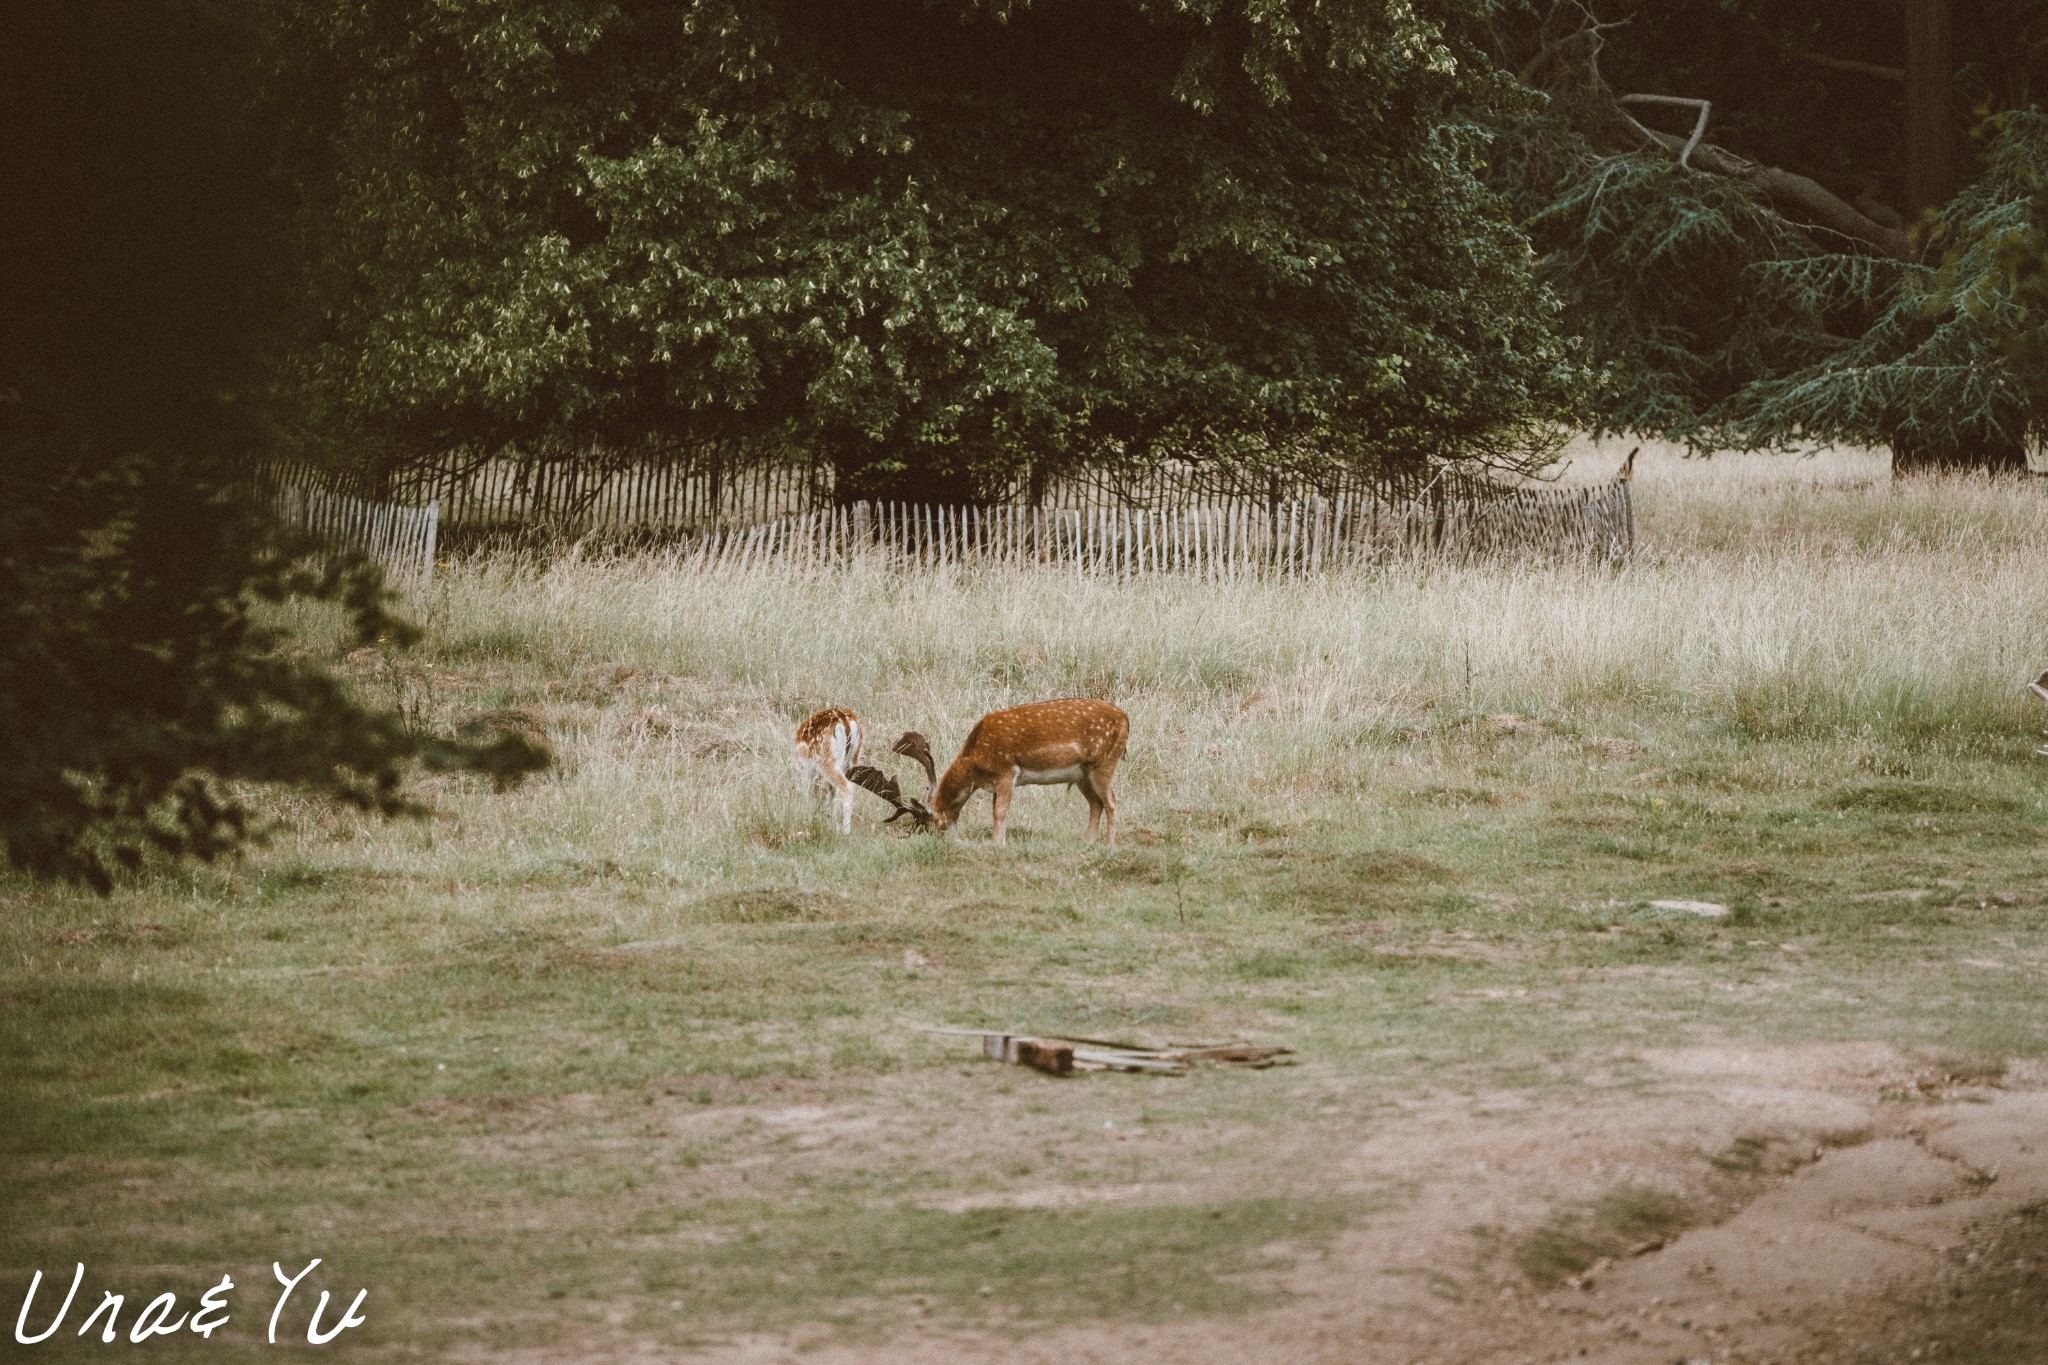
[0, 1, 544, 891]
[1482, 2, 1845, 445]
[1710, 112, 2048, 456]
[288, 0, 1585, 493]
[1991, 129, 2048, 407]
[1485, 1, 2048, 458]
[0, 450, 416, 891]
[1502, 132, 1820, 441]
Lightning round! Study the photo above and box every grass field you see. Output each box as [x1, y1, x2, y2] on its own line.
[5, 442, 2048, 1360]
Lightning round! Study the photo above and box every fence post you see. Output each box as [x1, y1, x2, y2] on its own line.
[274, 475, 440, 588]
[1621, 479, 1635, 562]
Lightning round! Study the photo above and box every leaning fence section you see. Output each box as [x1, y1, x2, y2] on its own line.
[267, 455, 1631, 574]
[273, 483, 439, 584]
[386, 452, 830, 537]
[675, 476, 1633, 579]
[1438, 477, 1634, 563]
[379, 450, 1467, 539]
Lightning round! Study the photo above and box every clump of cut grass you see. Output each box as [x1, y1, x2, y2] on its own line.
[1913, 1047, 2010, 1086]
[1514, 1186, 1693, 1288]
[1709, 1134, 1783, 1175]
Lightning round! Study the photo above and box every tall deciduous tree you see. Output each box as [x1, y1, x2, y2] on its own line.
[287, 0, 1586, 498]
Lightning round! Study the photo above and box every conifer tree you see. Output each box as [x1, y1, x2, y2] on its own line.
[1489, 0, 2048, 466]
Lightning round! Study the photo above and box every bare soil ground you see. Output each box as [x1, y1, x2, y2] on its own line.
[462, 1044, 2048, 1365]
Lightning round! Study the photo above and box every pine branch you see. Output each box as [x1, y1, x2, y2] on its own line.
[1627, 124, 1917, 262]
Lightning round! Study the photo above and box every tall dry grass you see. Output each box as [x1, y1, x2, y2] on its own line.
[414, 443, 2047, 734]
[271, 444, 2048, 878]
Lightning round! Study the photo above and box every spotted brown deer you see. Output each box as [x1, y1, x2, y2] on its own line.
[791, 707, 862, 833]
[888, 699, 1128, 845]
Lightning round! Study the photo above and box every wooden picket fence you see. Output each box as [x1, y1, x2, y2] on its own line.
[267, 454, 1630, 578]
[273, 483, 439, 584]
[385, 449, 1445, 539]
[388, 451, 827, 538]
[676, 474, 1633, 578]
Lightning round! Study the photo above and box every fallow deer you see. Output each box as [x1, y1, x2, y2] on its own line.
[892, 699, 1128, 846]
[791, 706, 863, 834]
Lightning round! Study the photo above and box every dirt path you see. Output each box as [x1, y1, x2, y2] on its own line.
[480, 1045, 2048, 1364]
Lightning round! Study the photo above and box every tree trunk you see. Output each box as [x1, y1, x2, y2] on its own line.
[1904, 0, 1956, 216]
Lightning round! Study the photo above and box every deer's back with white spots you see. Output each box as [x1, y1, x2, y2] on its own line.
[925, 698, 1128, 845]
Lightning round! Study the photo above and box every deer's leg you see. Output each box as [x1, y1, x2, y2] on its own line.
[990, 772, 1015, 845]
[1087, 762, 1118, 846]
[825, 766, 855, 834]
[1079, 776, 1105, 842]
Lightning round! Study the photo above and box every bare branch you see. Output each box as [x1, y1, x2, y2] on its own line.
[1619, 94, 1710, 169]
[1519, 4, 1628, 86]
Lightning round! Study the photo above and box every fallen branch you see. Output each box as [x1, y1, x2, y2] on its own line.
[1518, 4, 1918, 263]
[1625, 116, 1917, 262]
[1618, 94, 1709, 169]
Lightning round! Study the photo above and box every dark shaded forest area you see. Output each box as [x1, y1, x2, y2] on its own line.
[1487, 0, 2048, 468]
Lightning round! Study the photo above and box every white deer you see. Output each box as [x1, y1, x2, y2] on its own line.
[880, 698, 1129, 845]
[791, 706, 863, 834]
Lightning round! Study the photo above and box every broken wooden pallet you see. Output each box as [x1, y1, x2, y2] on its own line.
[920, 1027, 1295, 1076]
